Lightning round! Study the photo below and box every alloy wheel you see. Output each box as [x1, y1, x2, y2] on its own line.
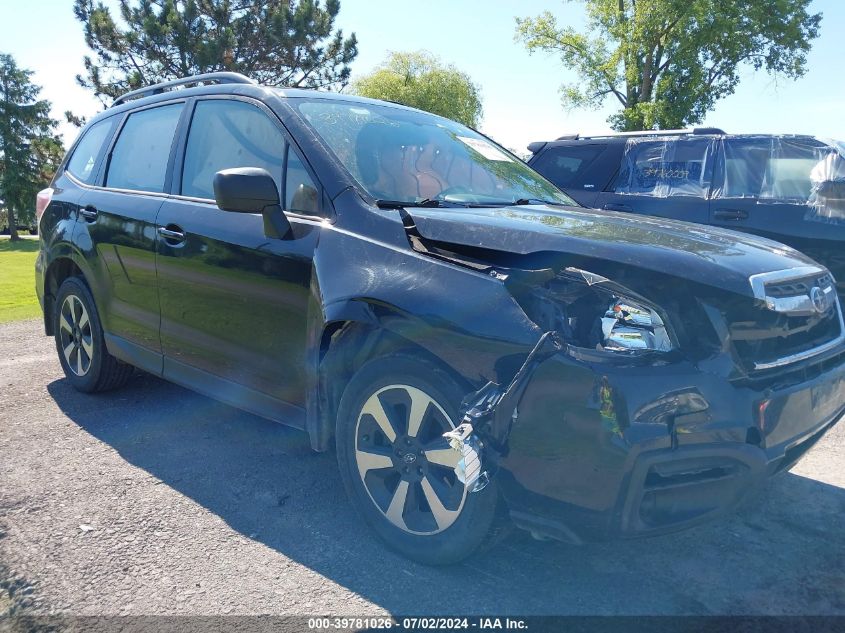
[59, 294, 93, 377]
[354, 384, 466, 535]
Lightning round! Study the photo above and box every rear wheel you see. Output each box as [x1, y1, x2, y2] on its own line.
[336, 354, 502, 564]
[54, 277, 134, 393]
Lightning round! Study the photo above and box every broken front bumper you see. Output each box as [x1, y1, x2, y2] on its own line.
[494, 346, 845, 543]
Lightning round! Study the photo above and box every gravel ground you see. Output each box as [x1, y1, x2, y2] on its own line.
[1, 318, 844, 616]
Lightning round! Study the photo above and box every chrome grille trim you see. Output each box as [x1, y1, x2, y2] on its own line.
[748, 266, 844, 370]
[749, 266, 827, 313]
[765, 285, 835, 316]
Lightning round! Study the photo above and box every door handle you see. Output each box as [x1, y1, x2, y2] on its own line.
[713, 209, 749, 220]
[79, 205, 98, 221]
[603, 203, 633, 212]
[157, 225, 186, 244]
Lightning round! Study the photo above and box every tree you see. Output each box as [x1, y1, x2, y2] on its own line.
[515, 0, 822, 131]
[0, 53, 63, 241]
[352, 51, 483, 127]
[73, 0, 358, 104]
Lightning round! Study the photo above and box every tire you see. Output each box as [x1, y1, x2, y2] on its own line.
[336, 353, 504, 565]
[53, 277, 134, 393]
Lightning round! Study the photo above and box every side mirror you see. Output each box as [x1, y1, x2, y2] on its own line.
[213, 167, 291, 238]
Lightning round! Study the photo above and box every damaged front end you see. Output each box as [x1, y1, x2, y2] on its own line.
[442, 262, 683, 496]
[442, 331, 563, 494]
[403, 207, 845, 543]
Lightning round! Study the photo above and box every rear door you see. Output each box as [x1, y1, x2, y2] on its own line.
[155, 97, 323, 422]
[528, 143, 612, 207]
[74, 101, 184, 372]
[593, 136, 715, 224]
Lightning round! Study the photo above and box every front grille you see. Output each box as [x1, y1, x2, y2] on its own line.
[765, 273, 834, 299]
[728, 271, 843, 371]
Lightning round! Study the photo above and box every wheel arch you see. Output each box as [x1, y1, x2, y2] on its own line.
[43, 256, 84, 336]
[306, 299, 478, 452]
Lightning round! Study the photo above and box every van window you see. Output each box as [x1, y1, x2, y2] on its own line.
[107, 104, 182, 193]
[531, 145, 604, 188]
[182, 100, 285, 200]
[66, 118, 115, 184]
[611, 137, 715, 198]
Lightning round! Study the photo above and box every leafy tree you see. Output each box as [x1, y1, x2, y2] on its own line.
[515, 0, 822, 131]
[0, 54, 63, 241]
[352, 51, 483, 127]
[73, 0, 358, 104]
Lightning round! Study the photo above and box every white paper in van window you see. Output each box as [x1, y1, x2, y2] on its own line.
[456, 136, 513, 162]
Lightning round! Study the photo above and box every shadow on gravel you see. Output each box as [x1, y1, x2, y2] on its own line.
[47, 374, 845, 615]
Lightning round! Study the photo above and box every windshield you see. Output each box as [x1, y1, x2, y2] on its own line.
[294, 99, 575, 207]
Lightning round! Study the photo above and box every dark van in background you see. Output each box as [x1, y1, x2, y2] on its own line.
[527, 130, 845, 295]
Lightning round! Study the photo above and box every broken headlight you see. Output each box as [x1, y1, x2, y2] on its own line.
[600, 297, 673, 352]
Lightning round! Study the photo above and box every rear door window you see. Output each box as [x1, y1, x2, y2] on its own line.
[531, 145, 604, 188]
[181, 100, 285, 200]
[66, 118, 115, 184]
[106, 104, 183, 193]
[610, 137, 716, 198]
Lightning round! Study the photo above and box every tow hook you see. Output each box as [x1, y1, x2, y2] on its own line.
[442, 331, 563, 494]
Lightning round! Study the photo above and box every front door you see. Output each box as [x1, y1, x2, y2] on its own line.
[155, 98, 323, 421]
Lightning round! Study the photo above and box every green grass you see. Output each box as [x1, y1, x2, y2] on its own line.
[0, 238, 40, 324]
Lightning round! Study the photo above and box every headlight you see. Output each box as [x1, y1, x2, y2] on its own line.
[600, 297, 673, 352]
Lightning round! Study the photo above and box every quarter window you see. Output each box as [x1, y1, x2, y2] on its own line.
[66, 118, 115, 184]
[531, 145, 604, 188]
[181, 100, 285, 200]
[107, 104, 182, 193]
[285, 147, 319, 215]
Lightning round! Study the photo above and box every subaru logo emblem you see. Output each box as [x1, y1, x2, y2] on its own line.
[811, 286, 829, 314]
[403, 453, 417, 465]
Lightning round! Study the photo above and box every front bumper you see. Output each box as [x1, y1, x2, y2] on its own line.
[495, 346, 845, 543]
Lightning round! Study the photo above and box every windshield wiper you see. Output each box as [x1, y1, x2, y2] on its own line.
[376, 197, 565, 209]
[375, 198, 446, 209]
[513, 198, 566, 206]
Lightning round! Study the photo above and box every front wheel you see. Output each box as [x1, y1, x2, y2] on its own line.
[54, 277, 134, 393]
[336, 354, 502, 565]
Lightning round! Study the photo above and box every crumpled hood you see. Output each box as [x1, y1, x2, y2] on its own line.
[407, 205, 821, 298]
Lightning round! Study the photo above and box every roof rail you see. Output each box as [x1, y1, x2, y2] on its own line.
[112, 72, 257, 107]
[563, 127, 726, 140]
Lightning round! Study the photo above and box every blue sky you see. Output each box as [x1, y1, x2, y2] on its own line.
[3, 0, 843, 153]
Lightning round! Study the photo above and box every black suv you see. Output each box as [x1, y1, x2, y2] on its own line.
[36, 75, 845, 564]
[527, 130, 845, 297]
